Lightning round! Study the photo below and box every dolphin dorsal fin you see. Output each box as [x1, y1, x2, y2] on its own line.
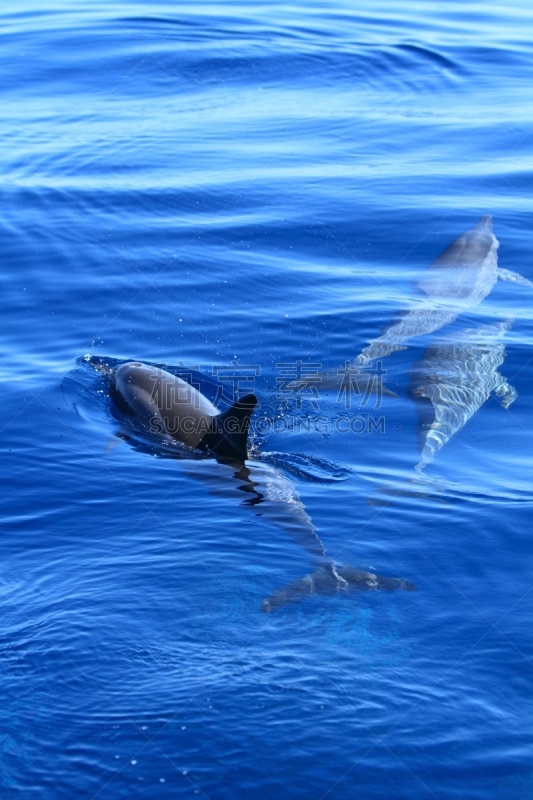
[202, 394, 257, 462]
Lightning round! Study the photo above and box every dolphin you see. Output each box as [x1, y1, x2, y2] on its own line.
[84, 356, 415, 610]
[109, 361, 257, 462]
[410, 319, 517, 471]
[355, 216, 533, 367]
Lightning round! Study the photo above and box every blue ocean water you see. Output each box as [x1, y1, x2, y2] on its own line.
[1, 1, 533, 797]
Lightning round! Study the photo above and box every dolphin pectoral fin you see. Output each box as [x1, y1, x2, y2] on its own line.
[382, 386, 400, 399]
[497, 268, 533, 287]
[317, 369, 400, 400]
[201, 394, 257, 462]
[494, 376, 518, 409]
[105, 435, 125, 454]
[356, 343, 409, 367]
[352, 370, 401, 401]
[261, 563, 415, 612]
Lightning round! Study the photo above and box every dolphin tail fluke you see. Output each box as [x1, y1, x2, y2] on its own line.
[261, 563, 415, 612]
[202, 394, 258, 462]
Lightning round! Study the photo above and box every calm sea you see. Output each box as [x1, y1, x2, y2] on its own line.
[1, 1, 533, 798]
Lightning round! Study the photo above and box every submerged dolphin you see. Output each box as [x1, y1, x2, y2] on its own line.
[410, 320, 517, 471]
[110, 361, 257, 462]
[356, 216, 533, 366]
[232, 459, 415, 610]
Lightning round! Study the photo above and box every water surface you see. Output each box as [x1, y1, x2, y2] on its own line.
[2, 1, 533, 798]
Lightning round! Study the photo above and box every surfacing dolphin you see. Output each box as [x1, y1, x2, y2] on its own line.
[110, 361, 257, 462]
[410, 319, 517, 471]
[356, 216, 533, 367]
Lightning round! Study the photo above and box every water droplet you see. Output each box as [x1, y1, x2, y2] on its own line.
[131, 759, 137, 765]
[159, 778, 166, 783]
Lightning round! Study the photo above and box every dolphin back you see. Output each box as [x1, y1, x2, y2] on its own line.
[431, 215, 494, 270]
[418, 215, 498, 302]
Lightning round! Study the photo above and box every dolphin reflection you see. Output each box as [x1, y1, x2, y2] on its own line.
[410, 320, 517, 471]
[356, 216, 533, 367]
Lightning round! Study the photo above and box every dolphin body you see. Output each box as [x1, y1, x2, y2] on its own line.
[86, 357, 415, 610]
[355, 216, 533, 367]
[110, 361, 257, 462]
[410, 320, 517, 471]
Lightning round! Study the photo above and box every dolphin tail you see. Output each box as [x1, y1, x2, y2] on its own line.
[261, 562, 415, 612]
[201, 394, 258, 462]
